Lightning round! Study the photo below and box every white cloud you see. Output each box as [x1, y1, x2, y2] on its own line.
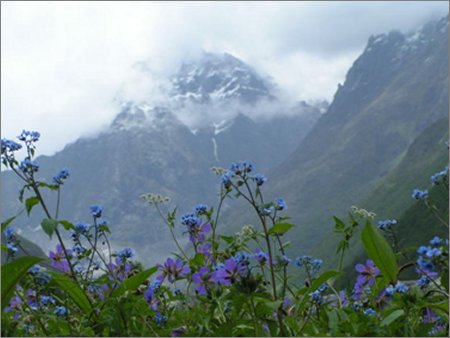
[1, 1, 448, 155]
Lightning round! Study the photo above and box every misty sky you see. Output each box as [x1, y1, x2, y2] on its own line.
[2, 1, 448, 155]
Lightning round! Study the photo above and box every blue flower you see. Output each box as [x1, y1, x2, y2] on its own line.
[54, 306, 69, 316]
[258, 206, 274, 216]
[309, 290, 323, 304]
[394, 282, 409, 294]
[412, 189, 428, 200]
[7, 243, 18, 253]
[18, 130, 40, 142]
[242, 160, 253, 173]
[377, 219, 397, 230]
[53, 168, 70, 185]
[253, 249, 269, 265]
[90, 205, 103, 218]
[295, 255, 311, 267]
[275, 198, 287, 211]
[416, 275, 431, 288]
[1, 138, 22, 153]
[4, 227, 15, 239]
[39, 295, 56, 306]
[154, 312, 168, 326]
[74, 222, 90, 234]
[363, 308, 376, 316]
[384, 285, 395, 297]
[317, 283, 327, 293]
[221, 171, 233, 189]
[233, 252, 251, 265]
[431, 166, 448, 185]
[181, 213, 200, 227]
[18, 158, 39, 173]
[280, 255, 292, 266]
[116, 248, 134, 260]
[311, 259, 322, 272]
[429, 236, 442, 246]
[254, 174, 267, 186]
[195, 204, 208, 215]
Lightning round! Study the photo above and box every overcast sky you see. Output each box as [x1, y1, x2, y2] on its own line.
[2, 1, 448, 155]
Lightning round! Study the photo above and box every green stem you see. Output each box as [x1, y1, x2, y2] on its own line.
[155, 204, 189, 260]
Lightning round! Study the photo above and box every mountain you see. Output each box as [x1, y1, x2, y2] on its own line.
[169, 52, 276, 105]
[221, 16, 448, 268]
[0, 52, 323, 265]
[274, 15, 448, 263]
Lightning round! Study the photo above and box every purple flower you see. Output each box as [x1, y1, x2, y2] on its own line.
[211, 258, 248, 285]
[253, 248, 269, 265]
[145, 279, 162, 310]
[330, 290, 348, 308]
[49, 244, 71, 274]
[107, 257, 132, 281]
[171, 326, 187, 337]
[26, 289, 38, 310]
[157, 258, 190, 283]
[188, 223, 211, 244]
[355, 259, 380, 287]
[198, 242, 212, 257]
[192, 266, 213, 295]
[5, 295, 22, 319]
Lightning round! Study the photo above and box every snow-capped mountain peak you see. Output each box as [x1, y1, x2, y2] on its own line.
[169, 52, 275, 105]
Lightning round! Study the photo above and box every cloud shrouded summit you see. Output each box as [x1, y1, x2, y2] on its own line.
[2, 1, 448, 155]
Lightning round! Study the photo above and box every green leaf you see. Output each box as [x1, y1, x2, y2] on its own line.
[380, 309, 404, 327]
[111, 267, 158, 298]
[25, 196, 39, 216]
[190, 253, 205, 266]
[1, 216, 17, 232]
[361, 221, 398, 284]
[333, 216, 346, 232]
[41, 218, 58, 239]
[50, 272, 93, 314]
[219, 235, 234, 244]
[2, 256, 43, 309]
[59, 220, 75, 231]
[310, 270, 341, 291]
[37, 182, 59, 191]
[269, 222, 294, 235]
[425, 300, 449, 315]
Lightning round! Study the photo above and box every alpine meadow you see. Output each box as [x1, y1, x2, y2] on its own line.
[1, 2, 449, 337]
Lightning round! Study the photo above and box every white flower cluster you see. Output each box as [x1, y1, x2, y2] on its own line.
[350, 206, 376, 220]
[211, 166, 228, 176]
[141, 193, 171, 205]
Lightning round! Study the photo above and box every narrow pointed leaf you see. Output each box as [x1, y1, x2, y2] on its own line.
[2, 256, 43, 309]
[361, 221, 398, 283]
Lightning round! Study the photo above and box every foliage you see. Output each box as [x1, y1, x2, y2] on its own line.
[1, 131, 449, 336]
